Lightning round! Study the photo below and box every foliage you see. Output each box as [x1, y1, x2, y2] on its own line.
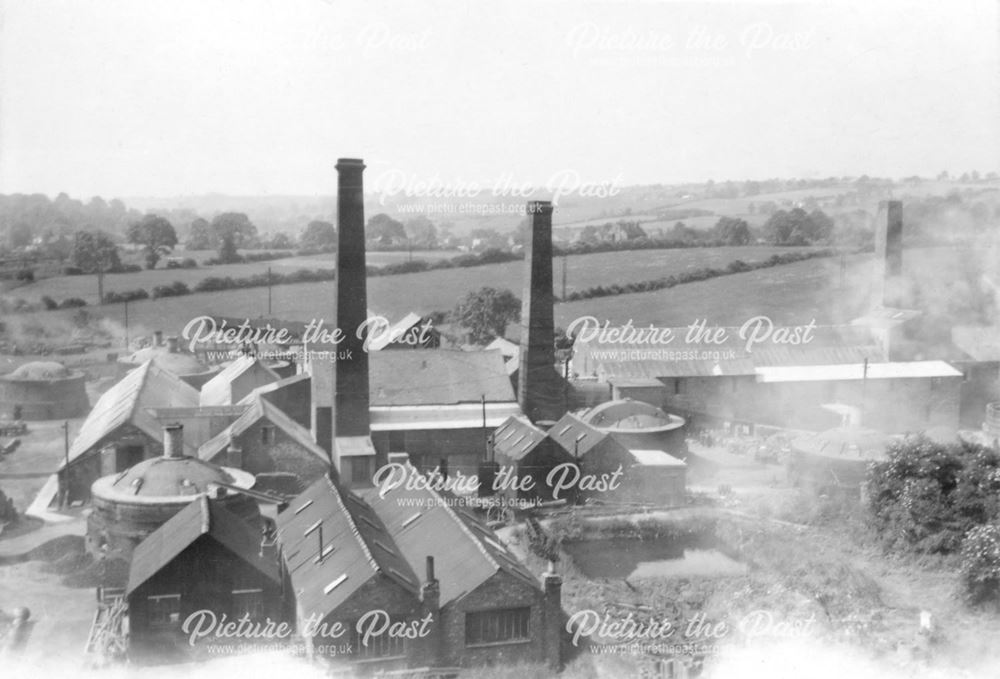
[452, 286, 521, 344]
[300, 220, 337, 250]
[126, 214, 178, 269]
[367, 213, 406, 244]
[867, 435, 1000, 554]
[150, 281, 190, 299]
[762, 208, 834, 245]
[712, 216, 752, 245]
[71, 231, 121, 274]
[960, 524, 1000, 606]
[104, 289, 150, 303]
[59, 297, 87, 308]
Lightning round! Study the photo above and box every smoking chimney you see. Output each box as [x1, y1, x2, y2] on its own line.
[163, 423, 184, 459]
[873, 200, 903, 308]
[518, 200, 564, 422]
[334, 158, 371, 438]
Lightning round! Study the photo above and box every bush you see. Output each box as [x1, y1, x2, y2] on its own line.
[165, 257, 198, 269]
[151, 281, 190, 299]
[104, 289, 150, 304]
[41, 296, 58, 311]
[960, 524, 1000, 606]
[15, 269, 34, 282]
[63, 266, 83, 276]
[58, 297, 87, 308]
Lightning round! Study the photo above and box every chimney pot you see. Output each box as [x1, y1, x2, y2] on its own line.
[153, 330, 164, 347]
[163, 423, 184, 459]
[426, 555, 436, 582]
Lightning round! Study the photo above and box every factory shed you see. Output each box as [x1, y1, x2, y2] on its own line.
[276, 476, 422, 666]
[241, 372, 313, 429]
[491, 416, 575, 502]
[361, 466, 561, 669]
[125, 496, 288, 663]
[198, 394, 329, 484]
[61, 361, 201, 502]
[367, 350, 522, 474]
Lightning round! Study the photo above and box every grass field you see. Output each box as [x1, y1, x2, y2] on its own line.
[3, 248, 457, 305]
[5, 246, 830, 335]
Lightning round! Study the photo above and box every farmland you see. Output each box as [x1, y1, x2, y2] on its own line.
[2, 246, 833, 335]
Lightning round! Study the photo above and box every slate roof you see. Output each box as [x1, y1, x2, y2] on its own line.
[277, 476, 418, 621]
[491, 416, 547, 462]
[127, 496, 279, 595]
[198, 394, 330, 465]
[360, 467, 539, 606]
[548, 412, 622, 458]
[369, 350, 516, 407]
[65, 361, 200, 467]
[200, 355, 281, 406]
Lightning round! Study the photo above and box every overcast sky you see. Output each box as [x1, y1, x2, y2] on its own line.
[0, 0, 997, 198]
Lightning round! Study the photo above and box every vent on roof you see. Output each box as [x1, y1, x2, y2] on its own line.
[401, 512, 421, 528]
[513, 434, 526, 446]
[304, 519, 322, 536]
[316, 544, 335, 562]
[359, 514, 379, 530]
[373, 539, 394, 554]
[575, 433, 588, 442]
[559, 425, 572, 435]
[130, 478, 143, 495]
[323, 574, 347, 594]
[294, 500, 314, 514]
[484, 537, 507, 552]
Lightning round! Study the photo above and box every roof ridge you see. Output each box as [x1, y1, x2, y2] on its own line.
[126, 360, 154, 420]
[326, 477, 381, 576]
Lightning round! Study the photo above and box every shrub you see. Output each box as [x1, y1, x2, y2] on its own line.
[40, 296, 58, 310]
[63, 266, 83, 276]
[151, 281, 190, 299]
[15, 269, 34, 282]
[59, 297, 87, 308]
[960, 524, 1000, 606]
[166, 257, 198, 269]
[104, 289, 150, 304]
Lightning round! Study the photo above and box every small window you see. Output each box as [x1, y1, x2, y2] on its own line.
[673, 378, 682, 395]
[352, 616, 407, 659]
[148, 593, 181, 627]
[232, 588, 264, 620]
[465, 607, 531, 646]
[261, 426, 276, 444]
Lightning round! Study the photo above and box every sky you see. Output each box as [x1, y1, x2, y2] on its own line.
[0, 0, 997, 198]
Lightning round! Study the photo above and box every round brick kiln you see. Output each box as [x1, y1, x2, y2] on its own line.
[86, 424, 259, 559]
[580, 398, 688, 458]
[0, 361, 89, 420]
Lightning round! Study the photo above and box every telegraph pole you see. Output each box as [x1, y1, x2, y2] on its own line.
[267, 267, 273, 316]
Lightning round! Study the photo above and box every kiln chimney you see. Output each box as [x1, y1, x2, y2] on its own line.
[334, 158, 370, 438]
[518, 200, 564, 422]
[163, 423, 184, 459]
[873, 200, 903, 308]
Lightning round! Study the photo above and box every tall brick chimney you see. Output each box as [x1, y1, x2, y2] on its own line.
[518, 200, 564, 422]
[873, 200, 903, 308]
[334, 158, 371, 438]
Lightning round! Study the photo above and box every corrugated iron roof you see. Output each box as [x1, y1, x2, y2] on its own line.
[360, 468, 539, 606]
[756, 360, 963, 383]
[369, 350, 515, 406]
[548, 413, 620, 458]
[277, 477, 417, 621]
[65, 361, 200, 467]
[198, 394, 330, 465]
[370, 402, 523, 431]
[127, 496, 279, 595]
[491, 416, 547, 461]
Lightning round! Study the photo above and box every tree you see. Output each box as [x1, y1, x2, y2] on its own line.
[72, 230, 121, 303]
[300, 220, 337, 250]
[452, 287, 521, 344]
[186, 217, 213, 250]
[127, 214, 177, 269]
[712, 216, 752, 245]
[211, 212, 257, 262]
[404, 215, 438, 248]
[367, 213, 406, 245]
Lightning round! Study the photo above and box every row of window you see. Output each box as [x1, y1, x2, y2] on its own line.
[147, 596, 531, 654]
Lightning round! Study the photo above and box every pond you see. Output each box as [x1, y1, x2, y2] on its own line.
[562, 537, 745, 579]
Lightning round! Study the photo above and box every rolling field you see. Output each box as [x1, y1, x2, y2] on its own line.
[18, 246, 824, 331]
[3, 249, 456, 305]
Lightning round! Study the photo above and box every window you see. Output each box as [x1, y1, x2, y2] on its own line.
[352, 616, 407, 659]
[232, 588, 264, 620]
[147, 593, 181, 627]
[351, 457, 374, 485]
[673, 378, 682, 395]
[261, 426, 276, 444]
[465, 607, 531, 646]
